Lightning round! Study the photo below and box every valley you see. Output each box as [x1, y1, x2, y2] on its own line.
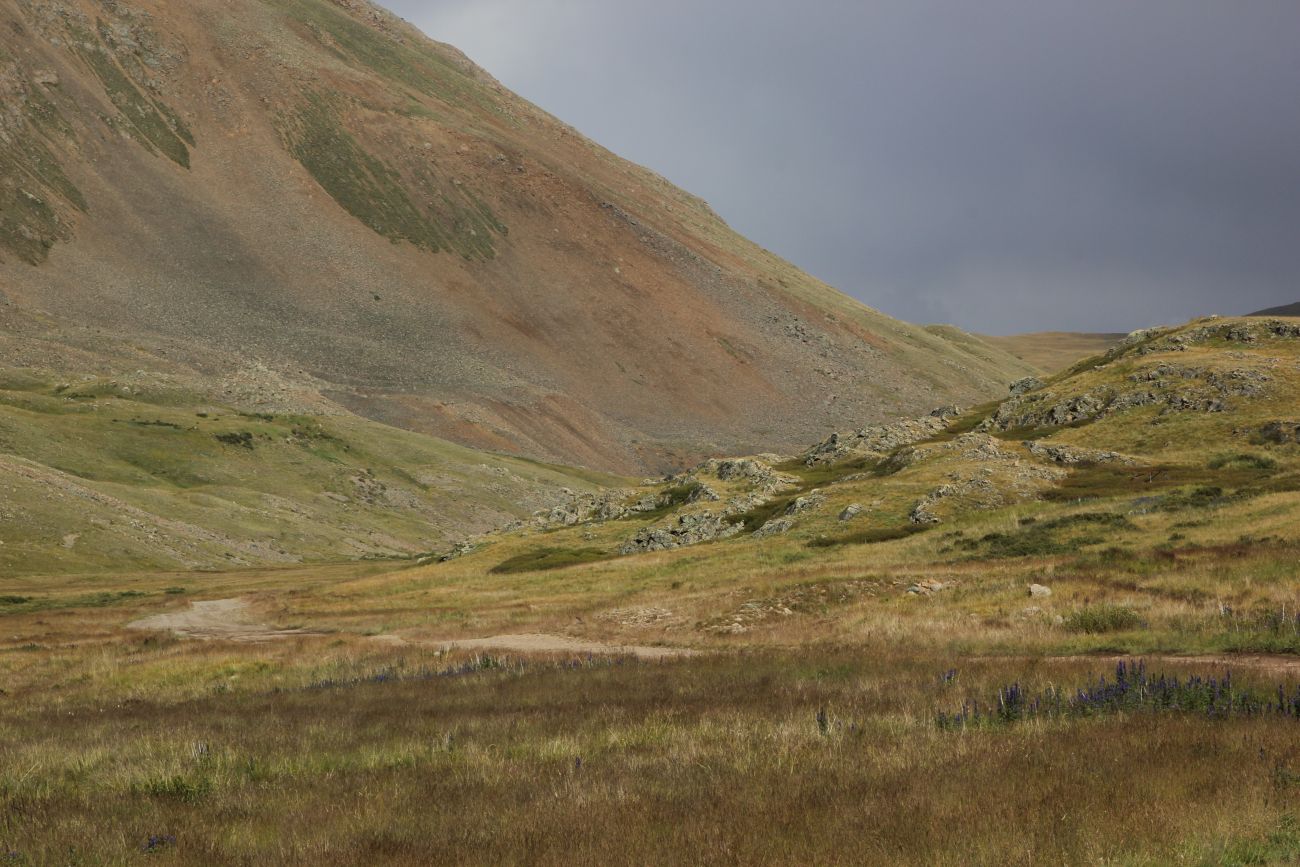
[4, 315, 1300, 863]
[1, 0, 1298, 862]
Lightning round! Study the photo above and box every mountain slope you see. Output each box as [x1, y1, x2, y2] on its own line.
[372, 315, 1300, 645]
[978, 331, 1125, 373]
[1249, 301, 1300, 317]
[0, 304, 622, 576]
[0, 0, 1031, 474]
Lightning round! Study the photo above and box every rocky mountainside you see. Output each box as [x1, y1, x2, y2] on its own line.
[436, 315, 1300, 581]
[0, 0, 1032, 475]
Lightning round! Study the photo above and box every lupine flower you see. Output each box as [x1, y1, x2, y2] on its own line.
[142, 834, 176, 854]
[935, 658, 1297, 730]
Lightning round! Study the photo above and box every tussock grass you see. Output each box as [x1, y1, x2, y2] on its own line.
[2, 645, 1299, 864]
[1062, 603, 1147, 633]
[5, 316, 1300, 860]
[1210, 452, 1279, 471]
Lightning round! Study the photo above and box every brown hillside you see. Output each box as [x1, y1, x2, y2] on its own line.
[980, 331, 1125, 374]
[1249, 301, 1300, 317]
[0, 0, 1033, 473]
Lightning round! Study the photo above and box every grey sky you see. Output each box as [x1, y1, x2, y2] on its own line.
[382, 1, 1300, 334]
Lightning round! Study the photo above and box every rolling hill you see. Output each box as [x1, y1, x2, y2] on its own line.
[978, 331, 1125, 373]
[11, 315, 1297, 862]
[0, 0, 1032, 482]
[1249, 301, 1300, 317]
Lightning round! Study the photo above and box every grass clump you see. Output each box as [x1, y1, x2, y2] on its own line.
[137, 774, 212, 805]
[489, 546, 613, 574]
[214, 431, 255, 449]
[1209, 452, 1278, 471]
[727, 496, 797, 534]
[629, 482, 704, 520]
[776, 454, 885, 487]
[962, 512, 1135, 559]
[1062, 604, 1146, 634]
[1043, 462, 1274, 504]
[1209, 816, 1300, 867]
[1158, 485, 1230, 512]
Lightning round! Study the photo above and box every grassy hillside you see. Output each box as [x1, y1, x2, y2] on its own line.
[0, 354, 620, 577]
[980, 330, 1125, 372]
[6, 316, 1300, 862]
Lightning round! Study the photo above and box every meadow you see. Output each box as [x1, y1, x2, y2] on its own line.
[5, 531, 1300, 864]
[6, 632, 1300, 864]
[5, 316, 1300, 863]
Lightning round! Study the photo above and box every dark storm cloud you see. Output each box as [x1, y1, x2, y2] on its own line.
[382, 0, 1300, 333]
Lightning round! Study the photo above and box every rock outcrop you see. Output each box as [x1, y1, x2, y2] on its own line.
[1025, 442, 1137, 466]
[980, 363, 1271, 433]
[803, 413, 952, 466]
[905, 434, 1065, 524]
[620, 512, 743, 554]
[1009, 376, 1044, 396]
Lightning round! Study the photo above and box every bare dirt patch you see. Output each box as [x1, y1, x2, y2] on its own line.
[128, 598, 318, 642]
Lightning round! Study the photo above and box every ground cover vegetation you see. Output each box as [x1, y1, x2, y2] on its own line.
[4, 316, 1300, 862]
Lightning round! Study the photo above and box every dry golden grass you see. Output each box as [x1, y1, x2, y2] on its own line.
[7, 641, 1300, 865]
[5, 316, 1300, 862]
[981, 331, 1126, 373]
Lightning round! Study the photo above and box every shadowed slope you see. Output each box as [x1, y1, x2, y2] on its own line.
[1249, 301, 1300, 317]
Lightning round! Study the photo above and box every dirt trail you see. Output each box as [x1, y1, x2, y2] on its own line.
[128, 598, 317, 642]
[376, 632, 699, 660]
[130, 602, 694, 657]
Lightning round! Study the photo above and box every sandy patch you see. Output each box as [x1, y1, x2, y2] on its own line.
[128, 598, 317, 642]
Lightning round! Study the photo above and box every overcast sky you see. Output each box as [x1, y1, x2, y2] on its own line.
[382, 1, 1300, 334]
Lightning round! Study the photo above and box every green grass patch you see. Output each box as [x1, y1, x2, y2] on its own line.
[1205, 814, 1300, 866]
[960, 512, 1135, 559]
[1209, 452, 1278, 471]
[137, 774, 212, 805]
[775, 454, 886, 487]
[278, 93, 501, 259]
[992, 416, 1099, 442]
[727, 496, 797, 534]
[284, 0, 499, 113]
[214, 431, 255, 449]
[1042, 463, 1273, 503]
[1157, 485, 1232, 512]
[73, 23, 191, 167]
[1061, 604, 1146, 634]
[627, 482, 704, 521]
[916, 400, 1003, 443]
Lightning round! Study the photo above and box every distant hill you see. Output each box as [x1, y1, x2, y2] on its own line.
[977, 332, 1125, 373]
[0, 0, 1032, 476]
[1249, 302, 1300, 317]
